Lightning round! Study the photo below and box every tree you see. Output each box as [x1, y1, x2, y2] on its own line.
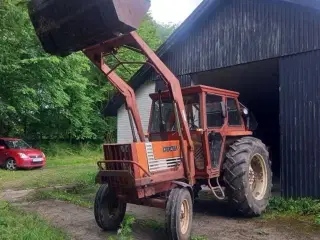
[0, 1, 175, 142]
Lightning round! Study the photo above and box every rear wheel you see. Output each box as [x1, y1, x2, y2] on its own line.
[94, 184, 127, 231]
[165, 188, 193, 240]
[223, 137, 272, 217]
[6, 158, 17, 171]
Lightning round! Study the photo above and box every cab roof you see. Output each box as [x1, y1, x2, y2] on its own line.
[149, 85, 239, 100]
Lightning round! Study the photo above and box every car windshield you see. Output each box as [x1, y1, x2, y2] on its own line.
[5, 140, 31, 149]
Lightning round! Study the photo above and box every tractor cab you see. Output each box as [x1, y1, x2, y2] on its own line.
[149, 85, 256, 179]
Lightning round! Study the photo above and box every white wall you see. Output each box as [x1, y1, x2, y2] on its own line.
[117, 81, 155, 143]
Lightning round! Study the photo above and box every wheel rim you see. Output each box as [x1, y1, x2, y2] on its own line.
[180, 199, 190, 235]
[248, 154, 268, 201]
[6, 159, 16, 170]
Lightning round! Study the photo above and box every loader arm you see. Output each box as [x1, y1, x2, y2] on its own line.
[83, 32, 195, 184]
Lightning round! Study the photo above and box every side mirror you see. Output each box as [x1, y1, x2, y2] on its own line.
[0, 146, 5, 150]
[221, 102, 226, 118]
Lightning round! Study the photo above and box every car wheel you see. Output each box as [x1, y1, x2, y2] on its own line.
[6, 158, 17, 171]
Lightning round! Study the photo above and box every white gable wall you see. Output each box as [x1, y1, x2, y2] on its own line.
[117, 81, 155, 143]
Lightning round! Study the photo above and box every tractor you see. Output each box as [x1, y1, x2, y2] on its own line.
[28, 0, 272, 239]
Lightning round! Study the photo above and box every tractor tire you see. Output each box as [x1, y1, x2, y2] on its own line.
[223, 137, 272, 217]
[165, 188, 193, 240]
[94, 184, 127, 231]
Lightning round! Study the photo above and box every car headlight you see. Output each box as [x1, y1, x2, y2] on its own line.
[42, 152, 46, 158]
[18, 153, 29, 159]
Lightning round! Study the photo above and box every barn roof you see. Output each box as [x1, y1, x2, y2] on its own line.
[103, 0, 320, 116]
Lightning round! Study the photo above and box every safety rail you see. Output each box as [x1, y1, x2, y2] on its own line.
[97, 160, 151, 177]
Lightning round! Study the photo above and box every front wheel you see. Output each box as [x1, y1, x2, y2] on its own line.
[165, 188, 193, 240]
[223, 137, 272, 217]
[6, 158, 17, 171]
[94, 184, 127, 231]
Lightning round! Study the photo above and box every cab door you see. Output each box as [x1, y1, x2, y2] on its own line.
[204, 94, 226, 174]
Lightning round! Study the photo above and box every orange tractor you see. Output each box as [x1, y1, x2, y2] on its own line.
[28, 0, 272, 239]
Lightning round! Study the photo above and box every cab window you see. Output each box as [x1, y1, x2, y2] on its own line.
[206, 94, 224, 128]
[150, 94, 200, 132]
[227, 98, 242, 126]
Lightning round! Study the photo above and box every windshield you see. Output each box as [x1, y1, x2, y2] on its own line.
[150, 94, 200, 133]
[5, 140, 31, 149]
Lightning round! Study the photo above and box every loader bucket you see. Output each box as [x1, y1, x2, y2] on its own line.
[28, 0, 151, 56]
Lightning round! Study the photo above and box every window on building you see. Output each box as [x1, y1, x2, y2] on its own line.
[206, 95, 224, 128]
[227, 98, 242, 126]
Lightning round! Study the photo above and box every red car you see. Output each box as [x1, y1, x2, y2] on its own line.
[0, 138, 46, 170]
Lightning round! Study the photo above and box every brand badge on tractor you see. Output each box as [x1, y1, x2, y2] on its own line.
[163, 146, 178, 152]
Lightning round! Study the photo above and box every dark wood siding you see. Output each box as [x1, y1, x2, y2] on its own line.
[279, 50, 320, 198]
[158, 0, 320, 76]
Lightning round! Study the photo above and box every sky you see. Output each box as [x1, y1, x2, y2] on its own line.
[150, 0, 203, 24]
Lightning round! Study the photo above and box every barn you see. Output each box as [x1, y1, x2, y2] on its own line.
[104, 0, 320, 198]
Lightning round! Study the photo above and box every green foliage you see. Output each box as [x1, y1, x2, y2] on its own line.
[268, 197, 320, 215]
[191, 236, 208, 240]
[37, 142, 102, 158]
[0, 1, 175, 141]
[267, 197, 320, 224]
[107, 215, 136, 240]
[0, 200, 69, 240]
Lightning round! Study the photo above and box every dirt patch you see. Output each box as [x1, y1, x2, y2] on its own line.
[16, 198, 320, 240]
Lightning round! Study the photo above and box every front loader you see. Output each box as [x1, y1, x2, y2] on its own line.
[28, 1, 272, 239]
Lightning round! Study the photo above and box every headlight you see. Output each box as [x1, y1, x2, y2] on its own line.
[18, 153, 29, 159]
[42, 152, 46, 158]
[242, 108, 249, 116]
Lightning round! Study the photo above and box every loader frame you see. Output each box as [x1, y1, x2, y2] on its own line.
[83, 32, 195, 186]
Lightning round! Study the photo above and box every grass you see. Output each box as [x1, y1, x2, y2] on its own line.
[191, 237, 208, 240]
[265, 197, 320, 224]
[0, 200, 69, 240]
[32, 184, 97, 208]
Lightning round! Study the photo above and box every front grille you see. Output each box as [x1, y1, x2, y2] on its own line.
[29, 155, 42, 159]
[102, 144, 134, 189]
[31, 162, 42, 165]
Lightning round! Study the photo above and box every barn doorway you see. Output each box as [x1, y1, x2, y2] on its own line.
[193, 59, 280, 189]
